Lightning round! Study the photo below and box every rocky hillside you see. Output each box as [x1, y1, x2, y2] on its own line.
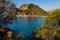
[18, 3, 47, 16]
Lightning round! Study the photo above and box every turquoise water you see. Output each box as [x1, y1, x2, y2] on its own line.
[6, 17, 44, 37]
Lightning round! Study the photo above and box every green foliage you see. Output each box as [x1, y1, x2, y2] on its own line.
[47, 9, 60, 23]
[35, 9, 60, 40]
[53, 28, 60, 40]
[0, 0, 17, 25]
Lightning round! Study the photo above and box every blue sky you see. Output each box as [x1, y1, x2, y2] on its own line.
[11, 0, 60, 11]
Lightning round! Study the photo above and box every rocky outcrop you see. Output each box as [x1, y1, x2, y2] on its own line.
[0, 27, 13, 40]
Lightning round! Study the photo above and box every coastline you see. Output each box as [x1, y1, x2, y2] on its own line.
[16, 15, 47, 18]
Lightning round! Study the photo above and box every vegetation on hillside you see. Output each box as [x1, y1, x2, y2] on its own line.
[18, 3, 47, 16]
[34, 9, 60, 40]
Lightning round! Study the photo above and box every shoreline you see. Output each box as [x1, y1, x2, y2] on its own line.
[16, 15, 47, 18]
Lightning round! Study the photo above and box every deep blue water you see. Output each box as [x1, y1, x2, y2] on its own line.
[5, 17, 44, 38]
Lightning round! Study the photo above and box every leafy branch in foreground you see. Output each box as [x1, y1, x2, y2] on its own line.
[0, 0, 17, 26]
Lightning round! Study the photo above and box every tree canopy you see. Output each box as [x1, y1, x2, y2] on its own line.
[0, 0, 17, 26]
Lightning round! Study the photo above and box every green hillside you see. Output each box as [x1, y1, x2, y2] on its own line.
[34, 9, 60, 40]
[18, 3, 47, 16]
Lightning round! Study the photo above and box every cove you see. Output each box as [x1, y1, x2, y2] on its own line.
[5, 17, 44, 39]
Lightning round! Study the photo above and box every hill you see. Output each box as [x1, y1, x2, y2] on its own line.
[17, 3, 47, 16]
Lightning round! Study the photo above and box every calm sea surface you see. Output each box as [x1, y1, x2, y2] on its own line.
[6, 17, 44, 38]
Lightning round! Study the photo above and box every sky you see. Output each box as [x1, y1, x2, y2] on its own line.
[11, 0, 60, 11]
